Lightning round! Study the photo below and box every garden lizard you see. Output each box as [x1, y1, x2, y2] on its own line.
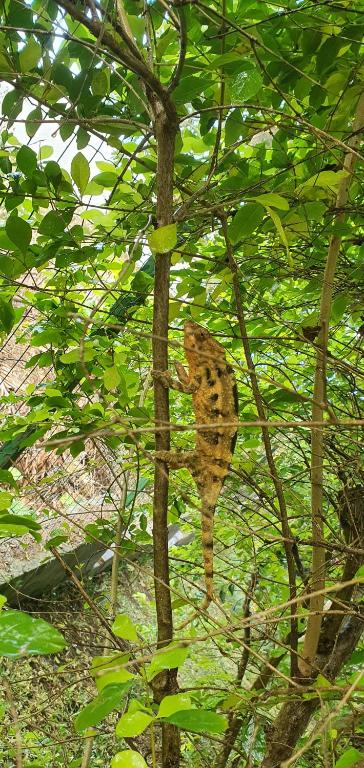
[154, 320, 238, 617]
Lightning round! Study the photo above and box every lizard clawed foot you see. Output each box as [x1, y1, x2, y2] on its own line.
[151, 370, 172, 388]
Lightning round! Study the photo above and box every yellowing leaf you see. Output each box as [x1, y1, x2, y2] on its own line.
[148, 223, 177, 254]
[104, 366, 121, 392]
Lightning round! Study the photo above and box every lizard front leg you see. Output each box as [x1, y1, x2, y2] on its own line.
[152, 363, 199, 394]
[154, 450, 197, 469]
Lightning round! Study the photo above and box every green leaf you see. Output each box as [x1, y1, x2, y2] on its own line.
[71, 152, 90, 195]
[0, 610, 66, 657]
[26, 106, 42, 138]
[92, 68, 110, 96]
[6, 215, 32, 252]
[17, 145, 37, 176]
[148, 223, 177, 254]
[93, 172, 118, 187]
[0, 491, 13, 510]
[356, 565, 364, 581]
[19, 39, 42, 72]
[74, 683, 130, 732]
[0, 298, 15, 333]
[146, 643, 189, 681]
[116, 710, 154, 738]
[104, 366, 121, 392]
[231, 67, 263, 102]
[0, 469, 18, 489]
[331, 296, 348, 322]
[157, 694, 192, 718]
[0, 595, 7, 610]
[39, 211, 67, 236]
[297, 170, 348, 195]
[266, 206, 291, 265]
[253, 193, 289, 211]
[0, 513, 41, 537]
[112, 614, 138, 642]
[335, 748, 364, 768]
[60, 347, 95, 364]
[164, 709, 227, 735]
[91, 653, 136, 692]
[111, 751, 147, 768]
[228, 204, 264, 244]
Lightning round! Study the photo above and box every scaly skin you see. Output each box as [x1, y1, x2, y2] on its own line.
[155, 320, 238, 617]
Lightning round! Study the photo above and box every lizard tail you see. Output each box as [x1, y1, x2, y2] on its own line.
[200, 501, 215, 610]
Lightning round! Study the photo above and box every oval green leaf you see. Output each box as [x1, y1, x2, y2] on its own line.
[231, 68, 263, 102]
[75, 683, 130, 732]
[253, 193, 289, 211]
[116, 710, 154, 738]
[19, 39, 42, 72]
[335, 748, 364, 768]
[0, 298, 15, 333]
[148, 223, 177, 254]
[164, 708, 227, 735]
[0, 610, 66, 657]
[104, 366, 121, 392]
[39, 211, 67, 236]
[228, 204, 264, 244]
[17, 145, 37, 176]
[71, 152, 90, 195]
[146, 642, 189, 681]
[111, 751, 147, 768]
[157, 693, 192, 718]
[112, 614, 138, 642]
[6, 215, 32, 253]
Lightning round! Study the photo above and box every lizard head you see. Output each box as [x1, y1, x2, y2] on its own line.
[184, 320, 225, 364]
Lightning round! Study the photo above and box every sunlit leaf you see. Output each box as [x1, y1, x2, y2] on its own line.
[253, 193, 289, 211]
[115, 710, 154, 738]
[112, 614, 138, 642]
[335, 748, 364, 768]
[231, 67, 263, 102]
[111, 751, 147, 768]
[157, 693, 192, 718]
[146, 643, 189, 681]
[148, 224, 177, 254]
[0, 610, 66, 657]
[104, 366, 122, 392]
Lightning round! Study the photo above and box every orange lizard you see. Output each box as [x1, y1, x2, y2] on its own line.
[154, 320, 238, 617]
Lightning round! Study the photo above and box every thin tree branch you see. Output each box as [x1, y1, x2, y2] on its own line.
[301, 90, 364, 676]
